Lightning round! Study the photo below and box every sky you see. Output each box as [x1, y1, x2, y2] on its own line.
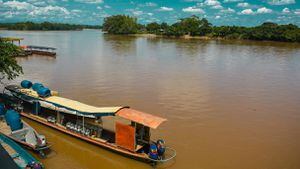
[0, 0, 299, 26]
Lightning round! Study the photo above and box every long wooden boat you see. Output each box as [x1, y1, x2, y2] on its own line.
[0, 133, 43, 169]
[2, 82, 176, 164]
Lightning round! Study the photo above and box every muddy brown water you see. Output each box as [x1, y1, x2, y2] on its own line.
[1, 30, 300, 169]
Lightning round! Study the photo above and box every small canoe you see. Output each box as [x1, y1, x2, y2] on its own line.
[0, 133, 43, 169]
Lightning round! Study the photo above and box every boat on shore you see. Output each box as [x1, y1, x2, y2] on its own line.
[2, 80, 176, 164]
[0, 102, 50, 158]
[0, 133, 44, 169]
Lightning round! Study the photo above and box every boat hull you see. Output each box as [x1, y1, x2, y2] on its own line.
[0, 133, 43, 168]
[20, 112, 152, 163]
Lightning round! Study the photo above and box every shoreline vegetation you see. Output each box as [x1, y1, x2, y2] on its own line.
[0, 22, 101, 31]
[102, 15, 300, 43]
[1, 15, 299, 43]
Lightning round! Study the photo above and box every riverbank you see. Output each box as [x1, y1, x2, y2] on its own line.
[107, 33, 300, 44]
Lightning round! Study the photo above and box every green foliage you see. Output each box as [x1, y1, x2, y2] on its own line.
[146, 22, 161, 34]
[0, 39, 23, 81]
[102, 15, 139, 34]
[211, 23, 300, 42]
[0, 22, 101, 31]
[144, 16, 213, 37]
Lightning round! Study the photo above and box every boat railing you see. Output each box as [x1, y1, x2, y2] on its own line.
[149, 146, 177, 163]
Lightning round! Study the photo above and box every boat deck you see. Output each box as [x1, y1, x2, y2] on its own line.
[0, 120, 12, 135]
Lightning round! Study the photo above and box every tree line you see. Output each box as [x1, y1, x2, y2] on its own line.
[0, 22, 101, 31]
[102, 15, 300, 42]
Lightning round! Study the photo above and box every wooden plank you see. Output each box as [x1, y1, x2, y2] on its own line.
[115, 122, 135, 151]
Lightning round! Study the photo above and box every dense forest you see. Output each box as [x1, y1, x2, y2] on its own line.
[0, 22, 101, 31]
[102, 15, 300, 42]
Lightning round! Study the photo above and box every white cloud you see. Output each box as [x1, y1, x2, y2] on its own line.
[74, 0, 103, 4]
[97, 6, 102, 10]
[215, 15, 221, 19]
[295, 9, 300, 15]
[104, 5, 111, 9]
[132, 10, 143, 16]
[237, 2, 249, 8]
[158, 6, 174, 11]
[147, 13, 153, 16]
[184, 0, 203, 2]
[29, 5, 70, 16]
[182, 6, 205, 13]
[204, 0, 220, 6]
[211, 4, 223, 9]
[257, 7, 272, 14]
[3, 1, 35, 10]
[2, 0, 70, 19]
[145, 2, 157, 7]
[221, 8, 235, 13]
[223, 0, 243, 2]
[268, 0, 295, 5]
[241, 9, 255, 15]
[282, 7, 290, 13]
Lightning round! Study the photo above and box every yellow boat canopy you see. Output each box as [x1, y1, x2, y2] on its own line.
[19, 88, 126, 116]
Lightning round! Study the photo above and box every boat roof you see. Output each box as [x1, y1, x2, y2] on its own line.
[6, 85, 128, 116]
[6, 85, 167, 127]
[116, 108, 167, 129]
[26, 45, 56, 50]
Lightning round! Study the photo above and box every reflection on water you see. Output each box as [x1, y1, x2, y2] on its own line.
[1, 30, 300, 169]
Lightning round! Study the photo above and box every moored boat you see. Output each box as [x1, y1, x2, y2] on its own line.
[3, 80, 176, 164]
[0, 133, 44, 169]
[21, 45, 56, 57]
[0, 102, 50, 158]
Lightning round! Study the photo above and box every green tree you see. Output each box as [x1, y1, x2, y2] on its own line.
[0, 39, 23, 82]
[102, 15, 138, 34]
[146, 22, 161, 34]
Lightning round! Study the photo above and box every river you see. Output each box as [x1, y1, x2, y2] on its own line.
[1, 30, 300, 169]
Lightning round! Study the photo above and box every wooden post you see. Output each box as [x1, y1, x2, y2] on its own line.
[83, 116, 85, 131]
[57, 111, 60, 124]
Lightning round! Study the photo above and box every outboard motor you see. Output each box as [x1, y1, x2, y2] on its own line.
[157, 139, 166, 157]
[149, 144, 159, 160]
[37, 135, 47, 147]
[27, 161, 43, 169]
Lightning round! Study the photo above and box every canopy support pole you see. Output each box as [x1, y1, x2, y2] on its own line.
[83, 116, 85, 131]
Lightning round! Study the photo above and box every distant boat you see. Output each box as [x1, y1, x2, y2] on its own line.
[21, 45, 56, 57]
[0, 133, 43, 169]
[3, 80, 176, 164]
[0, 102, 50, 158]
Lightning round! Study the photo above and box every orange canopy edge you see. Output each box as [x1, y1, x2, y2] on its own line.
[116, 108, 167, 129]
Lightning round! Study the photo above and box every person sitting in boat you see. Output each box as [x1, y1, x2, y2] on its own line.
[157, 139, 166, 159]
[149, 144, 159, 160]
